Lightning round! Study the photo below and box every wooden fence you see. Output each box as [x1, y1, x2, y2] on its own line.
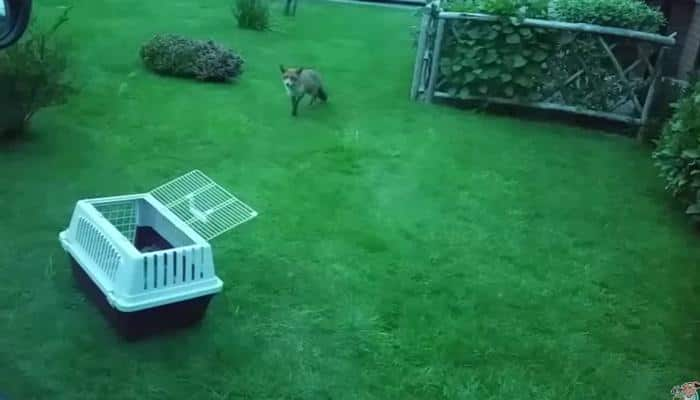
[410, 1, 678, 137]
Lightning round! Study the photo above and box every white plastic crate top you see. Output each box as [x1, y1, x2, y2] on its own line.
[58, 170, 258, 312]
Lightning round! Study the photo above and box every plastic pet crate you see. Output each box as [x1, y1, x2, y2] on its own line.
[58, 170, 258, 340]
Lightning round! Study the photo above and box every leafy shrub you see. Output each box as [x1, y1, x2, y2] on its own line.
[437, 0, 555, 100]
[0, 7, 74, 140]
[443, 0, 548, 18]
[233, 0, 270, 31]
[543, 33, 635, 112]
[438, 19, 555, 100]
[545, 0, 665, 110]
[444, 0, 665, 32]
[653, 81, 700, 223]
[140, 34, 244, 82]
[550, 0, 665, 33]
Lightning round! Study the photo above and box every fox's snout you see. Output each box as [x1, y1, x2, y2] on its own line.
[282, 78, 296, 96]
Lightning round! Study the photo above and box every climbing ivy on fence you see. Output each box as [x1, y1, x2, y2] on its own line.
[438, 17, 556, 100]
[431, 0, 666, 111]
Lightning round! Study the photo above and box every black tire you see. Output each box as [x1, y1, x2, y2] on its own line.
[0, 0, 32, 50]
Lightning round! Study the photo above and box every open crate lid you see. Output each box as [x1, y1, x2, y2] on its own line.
[149, 170, 258, 241]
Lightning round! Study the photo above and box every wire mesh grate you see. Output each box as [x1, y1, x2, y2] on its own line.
[149, 170, 258, 241]
[93, 200, 137, 242]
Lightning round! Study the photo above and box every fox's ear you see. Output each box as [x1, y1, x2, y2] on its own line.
[297, 67, 304, 73]
[279, 64, 285, 73]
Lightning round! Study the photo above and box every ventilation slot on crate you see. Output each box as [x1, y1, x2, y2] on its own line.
[77, 218, 121, 281]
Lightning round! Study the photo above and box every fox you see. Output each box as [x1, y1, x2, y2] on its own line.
[279, 65, 328, 116]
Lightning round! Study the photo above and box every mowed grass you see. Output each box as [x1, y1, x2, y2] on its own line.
[1, 0, 700, 399]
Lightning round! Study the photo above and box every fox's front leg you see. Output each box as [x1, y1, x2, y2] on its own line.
[290, 96, 297, 116]
[309, 96, 317, 106]
[291, 94, 304, 116]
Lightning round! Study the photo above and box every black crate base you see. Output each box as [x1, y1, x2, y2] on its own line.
[69, 256, 213, 341]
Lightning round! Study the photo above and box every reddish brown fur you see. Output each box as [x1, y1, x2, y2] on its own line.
[279, 65, 327, 116]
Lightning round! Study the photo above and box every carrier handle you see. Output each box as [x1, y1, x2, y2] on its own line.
[186, 194, 213, 224]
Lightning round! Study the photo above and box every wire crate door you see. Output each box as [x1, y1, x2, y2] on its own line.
[149, 170, 258, 241]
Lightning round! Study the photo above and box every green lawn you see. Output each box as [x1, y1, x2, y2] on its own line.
[2, 0, 700, 398]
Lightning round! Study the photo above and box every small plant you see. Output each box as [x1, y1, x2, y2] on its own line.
[233, 0, 270, 31]
[0, 7, 74, 140]
[652, 80, 700, 223]
[140, 34, 244, 82]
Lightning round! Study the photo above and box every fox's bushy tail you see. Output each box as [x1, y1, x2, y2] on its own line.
[318, 87, 328, 102]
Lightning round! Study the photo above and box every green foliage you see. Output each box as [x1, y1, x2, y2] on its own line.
[438, 0, 555, 100]
[433, 0, 664, 107]
[234, 0, 270, 31]
[140, 34, 245, 82]
[0, 7, 74, 140]
[443, 0, 548, 17]
[550, 0, 665, 33]
[439, 19, 556, 100]
[652, 81, 700, 223]
[444, 0, 666, 32]
[543, 33, 632, 111]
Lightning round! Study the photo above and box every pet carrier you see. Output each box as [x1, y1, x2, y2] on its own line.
[58, 170, 258, 340]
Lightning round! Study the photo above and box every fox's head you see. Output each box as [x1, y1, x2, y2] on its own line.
[280, 65, 304, 91]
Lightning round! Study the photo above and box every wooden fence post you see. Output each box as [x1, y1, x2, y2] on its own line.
[410, 8, 432, 100]
[424, 17, 445, 103]
[638, 46, 668, 141]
